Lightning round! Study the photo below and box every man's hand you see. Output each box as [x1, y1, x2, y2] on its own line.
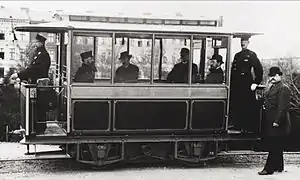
[10, 73, 18, 80]
[250, 83, 258, 91]
[273, 122, 279, 127]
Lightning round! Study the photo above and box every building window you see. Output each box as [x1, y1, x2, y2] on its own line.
[20, 33, 26, 40]
[138, 40, 142, 47]
[0, 33, 5, 40]
[0, 67, 4, 78]
[9, 48, 15, 60]
[48, 33, 55, 42]
[0, 52, 4, 59]
[20, 49, 25, 60]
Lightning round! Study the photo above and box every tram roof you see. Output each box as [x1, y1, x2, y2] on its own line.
[15, 21, 262, 37]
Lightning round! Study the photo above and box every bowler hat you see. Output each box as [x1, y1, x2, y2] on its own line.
[268, 66, 283, 76]
[210, 54, 223, 64]
[36, 34, 47, 43]
[180, 48, 190, 55]
[119, 51, 132, 59]
[80, 51, 93, 59]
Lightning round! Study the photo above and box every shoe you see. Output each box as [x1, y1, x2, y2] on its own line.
[258, 170, 273, 175]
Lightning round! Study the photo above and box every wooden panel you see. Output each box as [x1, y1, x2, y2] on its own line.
[191, 100, 225, 130]
[114, 100, 188, 130]
[71, 86, 227, 99]
[73, 101, 110, 131]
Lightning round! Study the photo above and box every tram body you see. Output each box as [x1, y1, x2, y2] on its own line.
[15, 15, 264, 166]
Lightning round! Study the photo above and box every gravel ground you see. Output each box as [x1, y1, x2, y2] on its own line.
[0, 142, 300, 180]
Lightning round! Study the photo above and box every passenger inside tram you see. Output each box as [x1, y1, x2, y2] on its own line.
[205, 54, 224, 84]
[166, 48, 199, 83]
[115, 51, 139, 83]
[74, 51, 97, 83]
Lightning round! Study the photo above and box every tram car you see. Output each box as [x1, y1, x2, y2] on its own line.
[16, 14, 268, 166]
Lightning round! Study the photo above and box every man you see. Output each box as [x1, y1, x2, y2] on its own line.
[258, 66, 291, 175]
[115, 51, 139, 83]
[10, 34, 51, 134]
[10, 34, 50, 83]
[229, 35, 263, 133]
[74, 51, 97, 83]
[167, 48, 199, 83]
[206, 54, 224, 84]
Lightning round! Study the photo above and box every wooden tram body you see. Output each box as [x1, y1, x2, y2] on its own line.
[15, 15, 264, 166]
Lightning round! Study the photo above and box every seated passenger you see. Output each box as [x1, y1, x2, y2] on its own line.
[167, 48, 199, 83]
[115, 51, 139, 83]
[205, 54, 224, 84]
[74, 51, 97, 83]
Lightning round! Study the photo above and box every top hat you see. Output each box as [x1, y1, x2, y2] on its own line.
[119, 51, 132, 59]
[80, 51, 93, 59]
[210, 54, 223, 64]
[36, 34, 47, 43]
[268, 66, 283, 76]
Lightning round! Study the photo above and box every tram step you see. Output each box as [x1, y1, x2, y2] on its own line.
[34, 150, 71, 159]
[218, 150, 267, 156]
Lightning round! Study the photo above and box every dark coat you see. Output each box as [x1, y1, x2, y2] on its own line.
[74, 64, 97, 83]
[231, 49, 263, 90]
[206, 67, 224, 84]
[263, 81, 291, 137]
[115, 64, 139, 83]
[167, 62, 199, 83]
[18, 47, 50, 84]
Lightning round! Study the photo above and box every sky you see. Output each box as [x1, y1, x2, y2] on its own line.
[1, 1, 300, 59]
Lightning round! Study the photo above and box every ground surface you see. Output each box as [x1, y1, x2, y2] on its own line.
[0, 142, 299, 180]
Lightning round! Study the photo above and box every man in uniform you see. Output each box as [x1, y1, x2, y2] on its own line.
[258, 67, 291, 175]
[10, 34, 51, 134]
[206, 54, 224, 84]
[74, 51, 97, 83]
[10, 34, 50, 83]
[115, 51, 139, 83]
[229, 35, 263, 133]
[167, 48, 199, 83]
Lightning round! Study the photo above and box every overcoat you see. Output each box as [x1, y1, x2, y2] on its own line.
[18, 47, 51, 84]
[263, 81, 291, 137]
[74, 64, 97, 83]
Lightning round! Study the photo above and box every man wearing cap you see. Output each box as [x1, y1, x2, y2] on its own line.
[115, 51, 139, 83]
[74, 51, 97, 83]
[167, 48, 199, 83]
[206, 54, 224, 84]
[10, 34, 50, 84]
[229, 35, 263, 133]
[258, 66, 291, 175]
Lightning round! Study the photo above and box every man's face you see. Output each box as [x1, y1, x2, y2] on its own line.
[181, 51, 189, 63]
[120, 56, 130, 65]
[210, 59, 219, 69]
[241, 40, 249, 49]
[83, 56, 94, 65]
[269, 74, 281, 84]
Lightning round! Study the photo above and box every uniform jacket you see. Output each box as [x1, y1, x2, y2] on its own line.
[206, 67, 224, 84]
[263, 81, 291, 137]
[74, 64, 97, 83]
[18, 47, 50, 84]
[231, 49, 263, 89]
[167, 62, 199, 83]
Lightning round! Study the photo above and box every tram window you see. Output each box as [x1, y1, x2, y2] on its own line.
[154, 37, 202, 84]
[95, 36, 112, 80]
[114, 35, 152, 83]
[203, 37, 228, 84]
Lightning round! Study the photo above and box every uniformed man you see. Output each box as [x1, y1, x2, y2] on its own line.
[206, 54, 224, 84]
[229, 35, 263, 133]
[258, 66, 291, 175]
[115, 51, 139, 83]
[74, 51, 97, 83]
[10, 34, 51, 84]
[10, 34, 51, 134]
[167, 48, 199, 83]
